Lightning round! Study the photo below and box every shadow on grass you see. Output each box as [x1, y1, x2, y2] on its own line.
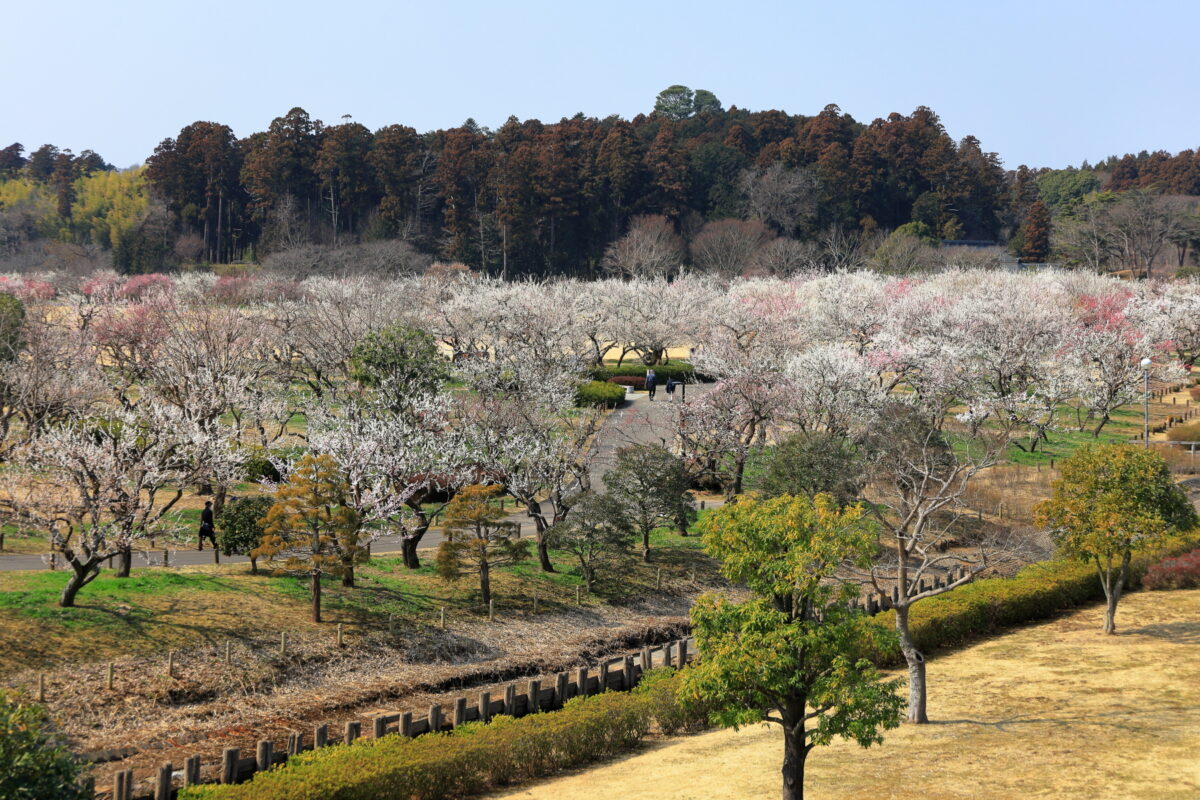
[1123, 620, 1200, 645]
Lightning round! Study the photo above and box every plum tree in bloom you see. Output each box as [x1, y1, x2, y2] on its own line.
[0, 401, 241, 598]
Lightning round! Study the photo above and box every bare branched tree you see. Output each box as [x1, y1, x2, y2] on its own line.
[690, 218, 776, 281]
[739, 163, 819, 235]
[601, 215, 685, 279]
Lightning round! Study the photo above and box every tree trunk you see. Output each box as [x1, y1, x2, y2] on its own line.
[1100, 554, 1129, 635]
[895, 605, 928, 723]
[213, 485, 227, 516]
[781, 703, 808, 800]
[401, 537, 421, 569]
[250, 556, 258, 576]
[59, 561, 97, 607]
[536, 537, 554, 572]
[311, 571, 322, 624]
[342, 564, 354, 587]
[642, 529, 651, 562]
[116, 546, 132, 578]
[480, 561, 491, 606]
[526, 500, 555, 572]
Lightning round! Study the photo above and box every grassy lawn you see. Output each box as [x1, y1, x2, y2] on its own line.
[0, 527, 715, 673]
[487, 588, 1200, 800]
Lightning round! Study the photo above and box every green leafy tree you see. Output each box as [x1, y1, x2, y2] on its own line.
[1034, 442, 1196, 634]
[546, 492, 636, 591]
[349, 324, 446, 409]
[653, 85, 695, 120]
[256, 454, 361, 623]
[753, 432, 865, 506]
[692, 89, 723, 115]
[683, 494, 904, 800]
[605, 444, 695, 562]
[435, 484, 528, 606]
[0, 692, 89, 800]
[217, 495, 273, 574]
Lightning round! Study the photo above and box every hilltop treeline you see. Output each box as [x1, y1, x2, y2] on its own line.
[1, 86, 1198, 277]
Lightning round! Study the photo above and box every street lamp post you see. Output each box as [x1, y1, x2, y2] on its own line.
[1141, 357, 1153, 448]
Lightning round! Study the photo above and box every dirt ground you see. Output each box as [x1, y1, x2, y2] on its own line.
[488, 589, 1200, 800]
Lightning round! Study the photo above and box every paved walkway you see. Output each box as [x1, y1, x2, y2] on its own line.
[0, 384, 714, 572]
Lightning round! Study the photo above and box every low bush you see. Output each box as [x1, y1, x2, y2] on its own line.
[179, 672, 704, 800]
[575, 380, 626, 408]
[243, 453, 282, 483]
[1143, 547, 1200, 590]
[591, 362, 704, 382]
[606, 375, 646, 390]
[0, 692, 90, 800]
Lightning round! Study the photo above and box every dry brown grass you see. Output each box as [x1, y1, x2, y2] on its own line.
[961, 463, 1058, 527]
[488, 589, 1200, 800]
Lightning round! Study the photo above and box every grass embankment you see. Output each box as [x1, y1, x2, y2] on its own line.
[487, 588, 1200, 800]
[0, 529, 714, 673]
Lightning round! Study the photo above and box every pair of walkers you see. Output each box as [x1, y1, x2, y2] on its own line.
[644, 369, 678, 402]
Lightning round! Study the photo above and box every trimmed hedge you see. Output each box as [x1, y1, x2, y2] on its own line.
[590, 362, 704, 382]
[178, 670, 702, 800]
[607, 375, 646, 390]
[863, 541, 1194, 664]
[575, 380, 626, 408]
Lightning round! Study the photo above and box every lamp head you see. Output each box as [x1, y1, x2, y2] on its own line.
[1140, 357, 1153, 368]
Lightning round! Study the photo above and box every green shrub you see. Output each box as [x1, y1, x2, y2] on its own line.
[575, 380, 626, 408]
[217, 495, 274, 573]
[590, 362, 704, 382]
[178, 675, 696, 800]
[243, 454, 282, 483]
[0, 692, 90, 800]
[860, 542, 1193, 664]
[633, 668, 709, 735]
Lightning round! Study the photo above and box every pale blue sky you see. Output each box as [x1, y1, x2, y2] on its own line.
[4, 0, 1195, 170]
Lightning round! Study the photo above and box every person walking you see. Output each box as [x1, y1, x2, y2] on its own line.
[198, 501, 218, 551]
[645, 369, 657, 401]
[665, 376, 677, 403]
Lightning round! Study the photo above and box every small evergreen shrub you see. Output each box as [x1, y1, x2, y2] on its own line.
[0, 692, 90, 800]
[575, 381, 626, 408]
[243, 454, 282, 483]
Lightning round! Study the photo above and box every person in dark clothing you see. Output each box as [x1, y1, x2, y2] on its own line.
[645, 369, 657, 400]
[198, 501, 218, 551]
[665, 376, 677, 402]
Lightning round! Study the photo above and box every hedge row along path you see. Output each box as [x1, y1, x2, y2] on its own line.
[489, 588, 1200, 800]
[0, 383, 717, 572]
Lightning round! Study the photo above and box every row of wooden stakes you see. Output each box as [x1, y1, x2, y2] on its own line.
[100, 638, 694, 800]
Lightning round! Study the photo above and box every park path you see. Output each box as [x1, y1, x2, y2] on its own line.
[0, 384, 714, 572]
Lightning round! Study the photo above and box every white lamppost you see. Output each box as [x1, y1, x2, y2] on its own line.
[1141, 357, 1153, 448]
